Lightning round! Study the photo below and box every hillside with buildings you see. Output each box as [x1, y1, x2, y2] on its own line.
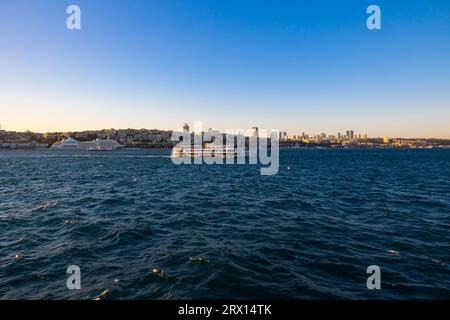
[1, 127, 449, 150]
[0, 128, 175, 149]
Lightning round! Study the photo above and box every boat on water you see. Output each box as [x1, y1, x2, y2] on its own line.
[172, 143, 237, 158]
[90, 138, 125, 151]
[51, 137, 124, 151]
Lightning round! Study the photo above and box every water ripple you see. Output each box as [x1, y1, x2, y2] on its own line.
[0, 149, 449, 299]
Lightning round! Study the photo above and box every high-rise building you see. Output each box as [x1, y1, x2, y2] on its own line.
[183, 123, 190, 132]
[349, 130, 354, 139]
[251, 127, 259, 138]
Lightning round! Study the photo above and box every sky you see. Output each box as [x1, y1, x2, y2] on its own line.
[0, 0, 449, 138]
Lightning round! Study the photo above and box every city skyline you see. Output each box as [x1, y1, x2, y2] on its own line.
[1, 121, 449, 140]
[2, 125, 449, 151]
[1, 0, 450, 138]
[0, 123, 447, 141]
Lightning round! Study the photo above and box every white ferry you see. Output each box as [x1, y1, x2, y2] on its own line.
[172, 143, 237, 158]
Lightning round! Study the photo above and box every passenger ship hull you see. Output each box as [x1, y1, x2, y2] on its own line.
[171, 147, 237, 158]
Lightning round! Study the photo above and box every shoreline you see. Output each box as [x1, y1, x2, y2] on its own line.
[1, 146, 450, 152]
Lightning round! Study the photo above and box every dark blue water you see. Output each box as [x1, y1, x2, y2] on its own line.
[1, 149, 449, 299]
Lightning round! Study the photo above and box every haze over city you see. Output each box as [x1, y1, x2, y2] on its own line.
[1, 0, 450, 138]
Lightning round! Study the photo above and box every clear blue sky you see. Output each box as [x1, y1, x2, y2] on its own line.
[1, 0, 449, 137]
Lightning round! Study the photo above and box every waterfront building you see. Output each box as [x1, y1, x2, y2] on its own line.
[0, 142, 48, 150]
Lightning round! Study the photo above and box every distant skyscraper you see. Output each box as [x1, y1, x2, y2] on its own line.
[337, 132, 341, 140]
[183, 123, 190, 132]
[251, 127, 259, 138]
[277, 131, 287, 140]
[348, 130, 354, 139]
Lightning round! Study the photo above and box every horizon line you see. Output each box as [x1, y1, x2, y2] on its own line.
[1, 126, 450, 140]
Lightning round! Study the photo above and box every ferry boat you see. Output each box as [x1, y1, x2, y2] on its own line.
[172, 143, 237, 158]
